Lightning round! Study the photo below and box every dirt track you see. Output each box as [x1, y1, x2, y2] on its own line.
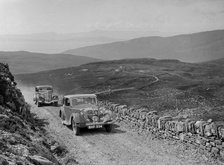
[28, 103, 219, 165]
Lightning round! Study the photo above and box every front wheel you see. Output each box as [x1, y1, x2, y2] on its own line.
[105, 124, 113, 133]
[72, 119, 80, 136]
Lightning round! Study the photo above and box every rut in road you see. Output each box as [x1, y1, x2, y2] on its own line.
[30, 104, 217, 165]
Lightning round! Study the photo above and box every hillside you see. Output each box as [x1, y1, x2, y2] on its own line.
[64, 29, 224, 63]
[16, 58, 224, 122]
[0, 51, 101, 74]
[0, 63, 67, 164]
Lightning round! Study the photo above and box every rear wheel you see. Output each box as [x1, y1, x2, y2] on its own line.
[105, 124, 113, 133]
[72, 119, 80, 136]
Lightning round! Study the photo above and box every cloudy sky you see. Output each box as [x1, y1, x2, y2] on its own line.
[0, 0, 224, 35]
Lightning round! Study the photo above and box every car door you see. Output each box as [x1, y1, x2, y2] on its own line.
[64, 98, 72, 124]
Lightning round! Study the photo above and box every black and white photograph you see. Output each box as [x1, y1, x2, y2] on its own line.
[0, 0, 224, 164]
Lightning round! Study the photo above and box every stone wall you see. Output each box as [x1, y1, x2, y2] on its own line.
[99, 101, 224, 160]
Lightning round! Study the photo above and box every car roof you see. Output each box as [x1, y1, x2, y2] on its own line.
[64, 94, 96, 99]
[36, 85, 53, 88]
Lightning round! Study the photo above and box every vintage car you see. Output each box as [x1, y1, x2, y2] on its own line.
[33, 85, 59, 107]
[59, 94, 115, 135]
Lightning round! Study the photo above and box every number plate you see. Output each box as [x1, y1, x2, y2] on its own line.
[96, 125, 102, 128]
[88, 125, 95, 129]
[88, 125, 102, 129]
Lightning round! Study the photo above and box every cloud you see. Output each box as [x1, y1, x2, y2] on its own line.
[0, 0, 224, 34]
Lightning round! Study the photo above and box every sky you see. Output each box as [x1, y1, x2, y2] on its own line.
[0, 0, 224, 35]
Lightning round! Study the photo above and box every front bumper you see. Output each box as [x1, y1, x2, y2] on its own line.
[77, 120, 115, 128]
[38, 100, 58, 104]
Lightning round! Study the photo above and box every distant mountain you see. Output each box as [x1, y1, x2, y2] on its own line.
[0, 30, 175, 54]
[0, 32, 119, 54]
[72, 30, 174, 40]
[0, 51, 101, 74]
[64, 30, 224, 63]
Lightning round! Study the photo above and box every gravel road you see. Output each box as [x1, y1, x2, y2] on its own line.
[28, 104, 219, 165]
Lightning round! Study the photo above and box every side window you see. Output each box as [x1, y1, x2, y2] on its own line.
[65, 98, 70, 106]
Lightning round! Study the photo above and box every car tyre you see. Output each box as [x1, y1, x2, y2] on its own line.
[105, 124, 113, 133]
[72, 119, 80, 136]
[59, 110, 62, 118]
[60, 111, 65, 125]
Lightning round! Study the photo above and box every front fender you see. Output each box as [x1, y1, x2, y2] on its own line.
[70, 113, 85, 125]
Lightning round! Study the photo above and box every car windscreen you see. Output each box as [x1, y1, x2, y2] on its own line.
[71, 97, 96, 106]
[38, 87, 52, 91]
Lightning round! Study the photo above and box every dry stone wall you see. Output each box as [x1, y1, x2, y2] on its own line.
[99, 101, 224, 160]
